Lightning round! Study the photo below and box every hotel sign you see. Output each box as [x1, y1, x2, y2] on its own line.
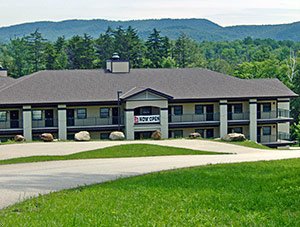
[134, 115, 160, 124]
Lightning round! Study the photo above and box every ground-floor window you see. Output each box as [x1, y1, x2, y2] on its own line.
[0, 111, 7, 122]
[263, 126, 272, 135]
[195, 128, 214, 138]
[228, 127, 243, 134]
[100, 132, 110, 140]
[173, 130, 183, 138]
[195, 129, 205, 138]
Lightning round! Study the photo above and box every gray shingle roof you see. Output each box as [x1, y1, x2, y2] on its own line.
[0, 68, 296, 105]
[0, 76, 16, 90]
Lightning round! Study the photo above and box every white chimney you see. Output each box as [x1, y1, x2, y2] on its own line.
[0, 67, 7, 77]
[106, 53, 130, 73]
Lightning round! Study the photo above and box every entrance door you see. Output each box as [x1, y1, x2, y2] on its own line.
[257, 127, 262, 143]
[112, 107, 119, 125]
[10, 111, 19, 128]
[134, 131, 152, 140]
[45, 109, 54, 127]
[67, 109, 75, 126]
[206, 105, 214, 121]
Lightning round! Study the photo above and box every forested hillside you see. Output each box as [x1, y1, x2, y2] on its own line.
[0, 19, 300, 42]
[0, 27, 300, 139]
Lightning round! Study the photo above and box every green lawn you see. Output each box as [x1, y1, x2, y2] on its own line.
[0, 144, 220, 165]
[1, 159, 299, 226]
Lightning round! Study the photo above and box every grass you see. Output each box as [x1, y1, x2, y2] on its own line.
[0, 144, 221, 165]
[0, 159, 299, 226]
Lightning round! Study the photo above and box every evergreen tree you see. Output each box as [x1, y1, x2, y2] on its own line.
[145, 29, 170, 68]
[25, 30, 47, 72]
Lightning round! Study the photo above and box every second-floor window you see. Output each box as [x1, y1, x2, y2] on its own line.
[100, 108, 110, 118]
[173, 106, 183, 115]
[195, 105, 204, 115]
[77, 108, 87, 119]
[32, 110, 42, 121]
[0, 111, 7, 122]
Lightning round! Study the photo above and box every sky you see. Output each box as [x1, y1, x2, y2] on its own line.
[0, 0, 300, 27]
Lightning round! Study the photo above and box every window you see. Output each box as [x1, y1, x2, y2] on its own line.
[263, 126, 271, 136]
[173, 130, 183, 138]
[32, 110, 42, 121]
[173, 106, 183, 115]
[0, 111, 7, 122]
[100, 108, 110, 118]
[77, 108, 87, 119]
[229, 127, 243, 134]
[262, 103, 271, 112]
[195, 105, 204, 115]
[206, 129, 214, 138]
[195, 129, 205, 138]
[141, 107, 151, 115]
[234, 104, 243, 113]
[100, 133, 110, 140]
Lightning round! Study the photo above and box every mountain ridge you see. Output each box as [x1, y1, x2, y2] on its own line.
[0, 18, 299, 42]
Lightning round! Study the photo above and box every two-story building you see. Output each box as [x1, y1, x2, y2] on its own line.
[0, 57, 297, 147]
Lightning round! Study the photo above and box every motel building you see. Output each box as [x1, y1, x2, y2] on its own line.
[0, 55, 297, 147]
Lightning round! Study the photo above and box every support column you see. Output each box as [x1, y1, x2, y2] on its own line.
[160, 108, 169, 139]
[219, 100, 228, 138]
[23, 105, 32, 141]
[125, 110, 134, 140]
[249, 99, 257, 142]
[58, 104, 67, 140]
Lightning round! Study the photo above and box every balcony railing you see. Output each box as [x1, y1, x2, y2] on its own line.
[32, 118, 58, 128]
[0, 120, 23, 130]
[169, 113, 220, 123]
[67, 116, 124, 127]
[258, 109, 290, 119]
[258, 132, 291, 143]
[228, 112, 249, 121]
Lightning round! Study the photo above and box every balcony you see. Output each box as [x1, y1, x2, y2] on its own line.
[169, 113, 220, 123]
[258, 132, 293, 146]
[67, 116, 124, 127]
[228, 112, 249, 121]
[258, 109, 290, 119]
[0, 120, 23, 130]
[32, 118, 58, 128]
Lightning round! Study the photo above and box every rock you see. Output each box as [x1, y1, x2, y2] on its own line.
[222, 133, 246, 142]
[14, 135, 25, 142]
[74, 131, 91, 141]
[189, 132, 201, 139]
[40, 133, 54, 142]
[151, 130, 162, 140]
[109, 131, 125, 140]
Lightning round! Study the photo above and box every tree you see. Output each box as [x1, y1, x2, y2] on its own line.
[145, 29, 170, 68]
[25, 30, 47, 72]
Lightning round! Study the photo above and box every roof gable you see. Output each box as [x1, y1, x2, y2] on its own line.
[121, 87, 173, 101]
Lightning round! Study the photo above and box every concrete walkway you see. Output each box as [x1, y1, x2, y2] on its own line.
[0, 140, 300, 209]
[0, 139, 271, 160]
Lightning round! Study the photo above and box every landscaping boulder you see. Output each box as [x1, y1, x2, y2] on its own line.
[40, 133, 54, 142]
[222, 133, 246, 142]
[109, 131, 125, 140]
[189, 132, 201, 139]
[151, 130, 162, 140]
[14, 135, 25, 142]
[74, 131, 91, 141]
